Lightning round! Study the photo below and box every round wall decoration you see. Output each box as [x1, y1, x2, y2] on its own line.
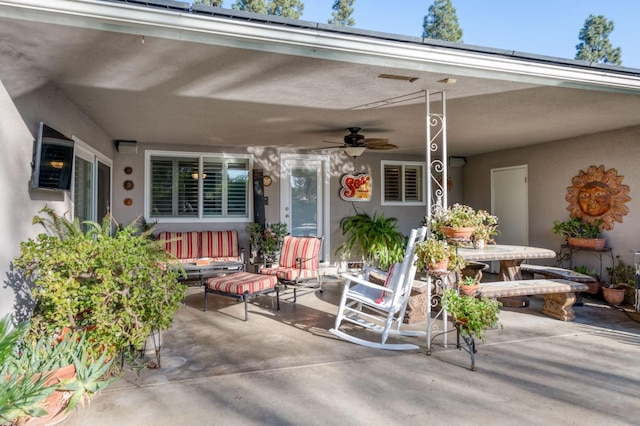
[263, 176, 272, 187]
[124, 166, 133, 175]
[124, 197, 133, 206]
[565, 165, 631, 230]
[123, 180, 134, 191]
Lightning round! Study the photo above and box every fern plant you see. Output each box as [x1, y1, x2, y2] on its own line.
[335, 212, 405, 270]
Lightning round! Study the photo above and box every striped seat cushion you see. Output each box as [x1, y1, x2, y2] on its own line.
[259, 266, 318, 282]
[156, 231, 198, 260]
[278, 236, 321, 270]
[206, 272, 277, 295]
[201, 231, 240, 260]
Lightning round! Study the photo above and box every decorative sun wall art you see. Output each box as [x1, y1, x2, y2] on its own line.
[565, 165, 631, 230]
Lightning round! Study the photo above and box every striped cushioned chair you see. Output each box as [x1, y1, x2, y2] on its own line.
[200, 230, 243, 263]
[156, 231, 199, 263]
[259, 235, 324, 303]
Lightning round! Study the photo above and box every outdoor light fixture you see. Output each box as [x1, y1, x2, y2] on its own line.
[343, 146, 366, 157]
[50, 161, 64, 169]
[191, 173, 207, 180]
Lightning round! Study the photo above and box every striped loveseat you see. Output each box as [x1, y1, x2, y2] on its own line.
[156, 230, 244, 266]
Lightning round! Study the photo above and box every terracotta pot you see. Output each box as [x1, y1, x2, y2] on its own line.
[567, 237, 606, 250]
[441, 226, 475, 240]
[24, 364, 77, 426]
[428, 259, 449, 274]
[459, 284, 479, 296]
[584, 281, 603, 295]
[602, 286, 625, 305]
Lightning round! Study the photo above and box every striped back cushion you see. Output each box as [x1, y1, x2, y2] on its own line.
[156, 231, 198, 259]
[200, 231, 239, 259]
[279, 236, 321, 270]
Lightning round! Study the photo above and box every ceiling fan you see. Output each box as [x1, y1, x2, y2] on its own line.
[323, 127, 398, 156]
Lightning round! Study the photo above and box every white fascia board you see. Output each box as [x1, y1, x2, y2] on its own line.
[2, 0, 640, 94]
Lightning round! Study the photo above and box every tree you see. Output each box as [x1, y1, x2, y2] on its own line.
[232, 0, 267, 14]
[575, 14, 622, 65]
[328, 0, 355, 27]
[422, 0, 463, 43]
[193, 0, 223, 6]
[232, 0, 303, 19]
[266, 0, 304, 19]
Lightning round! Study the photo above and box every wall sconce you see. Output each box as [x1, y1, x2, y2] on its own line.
[191, 173, 207, 180]
[343, 146, 367, 157]
[50, 161, 64, 169]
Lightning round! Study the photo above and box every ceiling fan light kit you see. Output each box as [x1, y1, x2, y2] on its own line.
[343, 146, 367, 157]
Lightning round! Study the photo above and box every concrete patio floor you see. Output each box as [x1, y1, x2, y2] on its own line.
[65, 276, 640, 426]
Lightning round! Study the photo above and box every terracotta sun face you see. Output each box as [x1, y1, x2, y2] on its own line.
[565, 165, 631, 230]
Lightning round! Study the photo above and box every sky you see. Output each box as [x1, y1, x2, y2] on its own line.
[209, 0, 640, 69]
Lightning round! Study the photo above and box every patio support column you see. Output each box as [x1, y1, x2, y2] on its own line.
[425, 90, 450, 354]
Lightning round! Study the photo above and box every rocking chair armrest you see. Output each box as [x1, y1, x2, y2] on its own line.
[340, 273, 396, 294]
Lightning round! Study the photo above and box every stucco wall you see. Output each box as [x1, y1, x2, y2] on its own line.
[0, 80, 114, 319]
[464, 125, 640, 277]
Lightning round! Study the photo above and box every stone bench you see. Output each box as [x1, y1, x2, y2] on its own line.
[204, 272, 279, 321]
[477, 279, 588, 321]
[520, 264, 601, 304]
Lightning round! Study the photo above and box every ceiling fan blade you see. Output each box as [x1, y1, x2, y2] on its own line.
[366, 143, 398, 150]
[363, 138, 389, 145]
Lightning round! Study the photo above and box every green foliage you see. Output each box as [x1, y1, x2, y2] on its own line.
[442, 289, 502, 343]
[575, 14, 622, 65]
[233, 0, 267, 14]
[472, 210, 499, 243]
[233, 0, 304, 19]
[14, 207, 186, 361]
[573, 265, 599, 280]
[422, 0, 463, 42]
[607, 255, 635, 295]
[461, 275, 478, 286]
[336, 212, 405, 270]
[415, 235, 465, 271]
[552, 217, 603, 239]
[328, 0, 355, 27]
[0, 315, 115, 424]
[426, 204, 490, 239]
[247, 222, 288, 256]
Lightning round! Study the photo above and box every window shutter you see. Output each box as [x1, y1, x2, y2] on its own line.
[203, 161, 223, 216]
[177, 160, 198, 216]
[151, 159, 173, 216]
[384, 165, 402, 202]
[226, 162, 249, 216]
[404, 166, 422, 202]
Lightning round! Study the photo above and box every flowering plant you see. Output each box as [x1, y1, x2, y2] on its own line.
[472, 210, 499, 243]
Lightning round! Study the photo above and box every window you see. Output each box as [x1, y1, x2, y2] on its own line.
[73, 139, 112, 226]
[381, 161, 425, 205]
[148, 152, 250, 221]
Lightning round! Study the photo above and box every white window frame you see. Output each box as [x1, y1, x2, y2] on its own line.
[380, 160, 426, 206]
[145, 150, 253, 223]
[71, 136, 113, 222]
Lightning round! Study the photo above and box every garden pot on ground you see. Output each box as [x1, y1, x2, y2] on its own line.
[602, 286, 625, 305]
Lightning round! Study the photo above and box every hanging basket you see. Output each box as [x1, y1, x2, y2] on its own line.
[441, 226, 475, 240]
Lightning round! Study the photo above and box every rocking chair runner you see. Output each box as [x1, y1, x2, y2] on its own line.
[259, 235, 324, 303]
[329, 226, 428, 350]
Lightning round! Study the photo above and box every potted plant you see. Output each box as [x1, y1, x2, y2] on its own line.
[335, 212, 405, 270]
[471, 210, 499, 249]
[415, 235, 466, 273]
[0, 314, 115, 425]
[13, 206, 187, 363]
[262, 222, 288, 261]
[604, 255, 636, 305]
[459, 275, 480, 296]
[573, 265, 602, 295]
[246, 222, 264, 262]
[552, 217, 605, 249]
[426, 204, 488, 241]
[441, 289, 502, 343]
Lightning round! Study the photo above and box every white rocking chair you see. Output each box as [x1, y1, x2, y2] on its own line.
[329, 226, 427, 350]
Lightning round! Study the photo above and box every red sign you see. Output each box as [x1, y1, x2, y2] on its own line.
[340, 173, 372, 202]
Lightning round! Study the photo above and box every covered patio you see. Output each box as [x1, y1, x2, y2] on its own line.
[64, 277, 639, 425]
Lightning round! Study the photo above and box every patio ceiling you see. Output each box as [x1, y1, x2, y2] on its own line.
[2, 0, 640, 157]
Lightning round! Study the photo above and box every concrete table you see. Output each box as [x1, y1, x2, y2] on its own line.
[457, 244, 557, 281]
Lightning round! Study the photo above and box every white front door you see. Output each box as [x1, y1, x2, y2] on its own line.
[280, 154, 330, 261]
